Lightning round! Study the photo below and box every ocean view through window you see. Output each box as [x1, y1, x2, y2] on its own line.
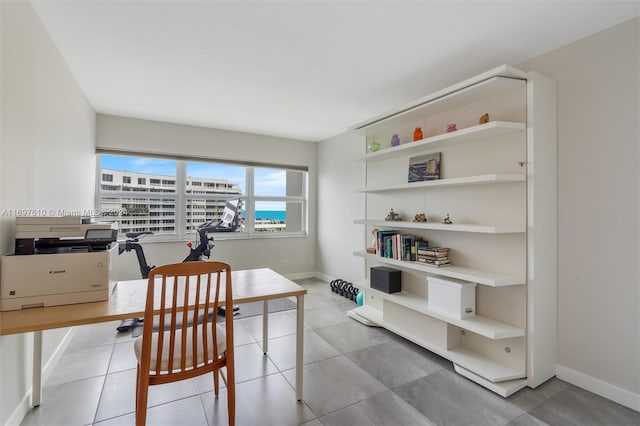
[96, 153, 308, 239]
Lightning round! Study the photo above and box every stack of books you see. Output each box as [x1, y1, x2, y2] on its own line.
[416, 246, 451, 267]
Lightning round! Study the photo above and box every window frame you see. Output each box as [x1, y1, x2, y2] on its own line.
[95, 153, 308, 242]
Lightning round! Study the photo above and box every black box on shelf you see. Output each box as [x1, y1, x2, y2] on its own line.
[370, 266, 401, 293]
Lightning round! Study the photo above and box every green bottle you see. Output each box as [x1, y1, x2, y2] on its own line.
[368, 139, 380, 152]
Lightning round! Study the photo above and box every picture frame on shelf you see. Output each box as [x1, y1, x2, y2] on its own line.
[408, 152, 441, 183]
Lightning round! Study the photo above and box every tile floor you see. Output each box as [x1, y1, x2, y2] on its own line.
[21, 278, 640, 426]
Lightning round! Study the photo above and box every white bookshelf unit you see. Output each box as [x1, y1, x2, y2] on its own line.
[348, 65, 557, 397]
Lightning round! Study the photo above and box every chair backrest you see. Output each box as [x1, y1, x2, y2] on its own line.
[138, 261, 234, 378]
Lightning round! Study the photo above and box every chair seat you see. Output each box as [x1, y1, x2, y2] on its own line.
[134, 323, 226, 372]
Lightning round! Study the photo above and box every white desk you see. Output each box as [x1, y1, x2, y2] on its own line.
[0, 268, 306, 406]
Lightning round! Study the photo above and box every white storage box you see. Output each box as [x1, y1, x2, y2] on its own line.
[428, 276, 476, 319]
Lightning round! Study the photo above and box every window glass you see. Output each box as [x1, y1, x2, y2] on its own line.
[186, 162, 245, 195]
[100, 154, 176, 193]
[97, 154, 306, 239]
[99, 196, 176, 235]
[185, 161, 245, 233]
[254, 201, 285, 232]
[255, 167, 286, 197]
[98, 155, 176, 236]
[185, 197, 245, 233]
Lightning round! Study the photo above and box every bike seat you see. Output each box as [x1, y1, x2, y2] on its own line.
[125, 231, 154, 239]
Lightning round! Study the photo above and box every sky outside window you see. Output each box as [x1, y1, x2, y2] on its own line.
[255, 167, 286, 198]
[186, 161, 246, 195]
[101, 154, 176, 176]
[255, 200, 286, 212]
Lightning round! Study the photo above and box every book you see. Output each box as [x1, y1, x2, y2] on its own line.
[400, 234, 423, 261]
[421, 246, 449, 252]
[417, 255, 449, 261]
[417, 247, 449, 256]
[416, 257, 451, 266]
[415, 240, 430, 251]
[408, 152, 441, 183]
[417, 252, 449, 258]
[376, 230, 397, 257]
[417, 255, 450, 262]
[403, 235, 422, 261]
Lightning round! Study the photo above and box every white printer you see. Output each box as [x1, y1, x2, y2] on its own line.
[0, 216, 118, 311]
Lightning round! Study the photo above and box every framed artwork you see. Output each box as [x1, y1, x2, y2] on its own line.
[408, 152, 441, 182]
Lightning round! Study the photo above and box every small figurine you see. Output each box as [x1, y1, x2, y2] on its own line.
[479, 113, 489, 124]
[413, 127, 423, 141]
[413, 213, 427, 223]
[391, 134, 400, 147]
[367, 228, 379, 253]
[443, 213, 453, 224]
[368, 139, 381, 152]
[385, 208, 402, 221]
[446, 124, 457, 133]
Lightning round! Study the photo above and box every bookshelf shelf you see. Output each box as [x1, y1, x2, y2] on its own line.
[353, 219, 525, 234]
[353, 250, 524, 287]
[362, 121, 525, 162]
[356, 174, 524, 193]
[357, 283, 525, 339]
[347, 305, 526, 384]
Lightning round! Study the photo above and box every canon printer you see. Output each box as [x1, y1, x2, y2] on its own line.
[0, 216, 118, 311]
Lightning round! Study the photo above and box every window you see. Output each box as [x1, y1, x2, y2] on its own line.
[253, 167, 306, 233]
[102, 173, 113, 182]
[96, 153, 307, 240]
[97, 155, 177, 237]
[123, 176, 131, 184]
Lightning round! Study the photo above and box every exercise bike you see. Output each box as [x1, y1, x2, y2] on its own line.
[116, 199, 241, 332]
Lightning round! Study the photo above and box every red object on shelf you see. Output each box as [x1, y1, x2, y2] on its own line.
[187, 242, 193, 248]
[413, 127, 423, 141]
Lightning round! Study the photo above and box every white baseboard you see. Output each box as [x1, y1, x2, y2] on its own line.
[285, 271, 334, 282]
[6, 328, 76, 426]
[312, 272, 335, 283]
[284, 272, 317, 280]
[556, 364, 640, 412]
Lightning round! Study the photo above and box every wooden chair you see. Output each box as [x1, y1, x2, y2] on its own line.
[133, 262, 235, 426]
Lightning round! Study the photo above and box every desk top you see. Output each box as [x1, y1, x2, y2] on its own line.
[0, 268, 306, 336]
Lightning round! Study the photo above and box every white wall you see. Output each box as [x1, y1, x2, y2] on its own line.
[316, 17, 640, 409]
[0, 1, 97, 424]
[96, 114, 318, 281]
[517, 17, 639, 408]
[316, 131, 365, 282]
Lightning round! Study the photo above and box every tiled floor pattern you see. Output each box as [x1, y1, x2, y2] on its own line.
[21, 278, 640, 426]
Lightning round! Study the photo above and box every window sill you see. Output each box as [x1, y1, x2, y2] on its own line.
[117, 232, 308, 245]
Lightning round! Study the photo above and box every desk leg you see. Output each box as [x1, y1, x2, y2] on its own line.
[262, 300, 269, 354]
[296, 294, 304, 401]
[32, 331, 43, 407]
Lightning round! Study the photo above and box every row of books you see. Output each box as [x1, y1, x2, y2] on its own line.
[416, 246, 451, 267]
[375, 230, 426, 261]
[374, 230, 451, 267]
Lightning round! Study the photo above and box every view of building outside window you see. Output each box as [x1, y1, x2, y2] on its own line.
[97, 154, 307, 238]
[185, 161, 245, 233]
[99, 156, 178, 236]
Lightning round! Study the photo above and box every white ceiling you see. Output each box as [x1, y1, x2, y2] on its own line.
[32, 1, 639, 142]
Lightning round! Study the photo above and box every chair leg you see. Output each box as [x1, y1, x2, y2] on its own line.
[226, 364, 235, 426]
[135, 366, 150, 426]
[213, 369, 219, 397]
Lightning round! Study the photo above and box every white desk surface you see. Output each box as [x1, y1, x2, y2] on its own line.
[0, 268, 306, 336]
